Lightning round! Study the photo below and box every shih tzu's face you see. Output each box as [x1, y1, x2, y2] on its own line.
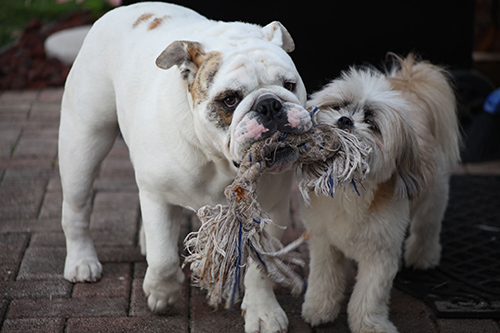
[307, 68, 422, 199]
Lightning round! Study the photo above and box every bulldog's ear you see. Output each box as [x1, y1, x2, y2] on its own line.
[156, 40, 206, 84]
[261, 21, 295, 53]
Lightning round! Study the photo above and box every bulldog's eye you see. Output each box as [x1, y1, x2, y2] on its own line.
[223, 96, 240, 109]
[283, 81, 296, 92]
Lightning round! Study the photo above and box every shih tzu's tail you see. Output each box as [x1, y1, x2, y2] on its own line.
[386, 53, 461, 168]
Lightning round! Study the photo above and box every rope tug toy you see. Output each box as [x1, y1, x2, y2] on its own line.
[183, 107, 372, 309]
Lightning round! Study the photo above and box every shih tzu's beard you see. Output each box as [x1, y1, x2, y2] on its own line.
[299, 126, 372, 202]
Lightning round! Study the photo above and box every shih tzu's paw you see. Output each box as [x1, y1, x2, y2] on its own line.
[301, 291, 341, 326]
[349, 316, 398, 333]
[404, 235, 441, 270]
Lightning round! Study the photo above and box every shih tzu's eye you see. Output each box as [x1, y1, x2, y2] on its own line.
[330, 101, 350, 111]
[283, 81, 296, 92]
[364, 108, 379, 132]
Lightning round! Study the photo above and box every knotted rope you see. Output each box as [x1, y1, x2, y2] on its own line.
[183, 108, 371, 308]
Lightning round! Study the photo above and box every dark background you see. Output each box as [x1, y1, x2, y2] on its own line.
[122, 0, 500, 162]
[124, 0, 475, 93]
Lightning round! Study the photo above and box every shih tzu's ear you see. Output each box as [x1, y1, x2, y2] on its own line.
[261, 21, 295, 52]
[156, 40, 206, 85]
[394, 125, 423, 200]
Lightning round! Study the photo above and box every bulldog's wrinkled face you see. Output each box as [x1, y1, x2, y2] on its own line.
[156, 22, 312, 172]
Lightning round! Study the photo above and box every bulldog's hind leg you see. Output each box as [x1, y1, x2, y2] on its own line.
[139, 192, 185, 312]
[59, 81, 118, 282]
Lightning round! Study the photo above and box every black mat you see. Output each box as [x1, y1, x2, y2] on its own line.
[394, 175, 500, 319]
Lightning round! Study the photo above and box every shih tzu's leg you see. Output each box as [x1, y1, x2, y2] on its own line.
[302, 238, 346, 326]
[347, 253, 399, 333]
[405, 175, 450, 269]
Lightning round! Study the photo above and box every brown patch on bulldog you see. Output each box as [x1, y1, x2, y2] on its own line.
[189, 51, 233, 128]
[369, 176, 396, 213]
[148, 15, 169, 30]
[189, 51, 222, 104]
[133, 13, 154, 28]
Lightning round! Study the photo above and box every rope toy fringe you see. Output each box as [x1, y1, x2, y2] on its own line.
[183, 107, 372, 309]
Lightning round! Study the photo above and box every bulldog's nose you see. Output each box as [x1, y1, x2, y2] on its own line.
[337, 116, 354, 130]
[256, 97, 283, 118]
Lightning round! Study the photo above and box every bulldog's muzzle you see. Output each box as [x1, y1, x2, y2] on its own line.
[253, 94, 304, 138]
[231, 92, 312, 164]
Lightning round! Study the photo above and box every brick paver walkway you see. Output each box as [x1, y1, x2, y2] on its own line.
[1, 88, 499, 332]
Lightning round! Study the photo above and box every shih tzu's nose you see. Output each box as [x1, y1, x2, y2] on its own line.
[337, 116, 354, 130]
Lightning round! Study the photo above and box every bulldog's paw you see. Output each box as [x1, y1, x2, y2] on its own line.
[241, 291, 288, 333]
[301, 294, 341, 326]
[143, 266, 185, 312]
[64, 258, 102, 283]
[349, 316, 398, 333]
[404, 235, 441, 270]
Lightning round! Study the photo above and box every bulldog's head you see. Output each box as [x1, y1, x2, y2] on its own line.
[155, 21, 312, 173]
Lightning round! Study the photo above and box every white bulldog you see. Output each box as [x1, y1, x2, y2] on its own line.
[58, 2, 311, 332]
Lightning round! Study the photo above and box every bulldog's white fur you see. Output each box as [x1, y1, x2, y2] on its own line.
[301, 56, 460, 332]
[58, 3, 311, 332]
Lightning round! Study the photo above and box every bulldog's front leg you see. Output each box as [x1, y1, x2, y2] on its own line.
[241, 173, 292, 333]
[139, 191, 185, 312]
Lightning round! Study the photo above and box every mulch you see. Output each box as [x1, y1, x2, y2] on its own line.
[0, 11, 94, 91]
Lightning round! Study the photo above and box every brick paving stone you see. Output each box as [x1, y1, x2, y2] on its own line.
[11, 134, 57, 159]
[1, 318, 65, 333]
[89, 191, 139, 246]
[0, 128, 21, 159]
[1, 279, 71, 300]
[0, 218, 61, 233]
[28, 102, 61, 122]
[0, 300, 8, 324]
[38, 190, 62, 219]
[0, 104, 30, 123]
[438, 319, 500, 333]
[37, 88, 63, 103]
[65, 317, 187, 333]
[99, 156, 135, 179]
[72, 263, 131, 299]
[17, 247, 65, 280]
[189, 286, 245, 333]
[0, 91, 39, 102]
[0, 233, 29, 281]
[6, 298, 128, 319]
[29, 232, 65, 247]
[0, 158, 54, 172]
[96, 246, 145, 263]
[0, 169, 48, 221]
[391, 311, 439, 333]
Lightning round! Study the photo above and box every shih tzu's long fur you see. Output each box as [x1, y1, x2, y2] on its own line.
[301, 55, 460, 333]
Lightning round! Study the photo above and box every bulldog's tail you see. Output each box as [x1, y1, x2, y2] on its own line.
[387, 54, 461, 168]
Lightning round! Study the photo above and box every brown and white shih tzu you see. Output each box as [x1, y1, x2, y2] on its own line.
[301, 55, 461, 333]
